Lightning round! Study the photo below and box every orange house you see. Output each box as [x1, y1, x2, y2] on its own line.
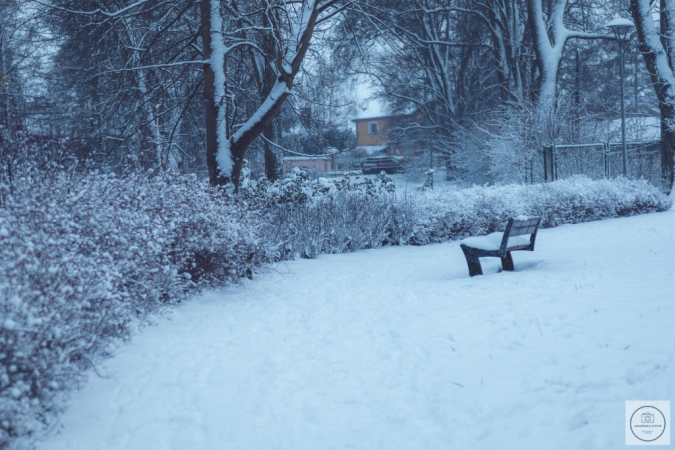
[352, 114, 421, 156]
[353, 115, 394, 147]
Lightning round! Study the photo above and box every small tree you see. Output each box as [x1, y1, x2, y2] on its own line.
[200, 0, 349, 190]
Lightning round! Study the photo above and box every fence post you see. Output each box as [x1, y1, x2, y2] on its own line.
[543, 146, 557, 181]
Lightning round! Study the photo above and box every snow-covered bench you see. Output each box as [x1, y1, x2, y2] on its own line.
[459, 216, 541, 276]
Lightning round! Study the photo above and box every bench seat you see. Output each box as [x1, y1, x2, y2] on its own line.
[459, 217, 541, 276]
[460, 233, 531, 251]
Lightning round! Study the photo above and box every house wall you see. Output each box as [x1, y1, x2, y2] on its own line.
[352, 113, 445, 164]
[354, 117, 391, 146]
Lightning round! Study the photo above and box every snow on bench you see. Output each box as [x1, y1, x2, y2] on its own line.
[459, 216, 541, 276]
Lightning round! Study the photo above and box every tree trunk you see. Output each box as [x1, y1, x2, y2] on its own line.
[574, 48, 581, 142]
[200, 0, 227, 186]
[630, 0, 675, 190]
[661, 0, 675, 188]
[263, 122, 281, 181]
[661, 113, 675, 187]
[261, 10, 281, 182]
[487, 0, 524, 104]
[527, 0, 564, 109]
[230, 140, 245, 188]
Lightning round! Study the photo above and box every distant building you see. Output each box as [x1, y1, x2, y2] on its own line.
[351, 114, 424, 157]
[353, 115, 395, 147]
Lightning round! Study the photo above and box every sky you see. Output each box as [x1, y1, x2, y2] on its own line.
[354, 77, 386, 119]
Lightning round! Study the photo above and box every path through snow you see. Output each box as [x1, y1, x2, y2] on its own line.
[38, 211, 675, 449]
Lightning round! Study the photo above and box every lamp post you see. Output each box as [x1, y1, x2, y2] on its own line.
[606, 17, 635, 177]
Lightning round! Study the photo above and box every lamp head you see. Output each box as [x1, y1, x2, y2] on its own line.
[606, 17, 635, 41]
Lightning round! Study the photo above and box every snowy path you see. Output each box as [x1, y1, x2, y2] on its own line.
[38, 211, 675, 450]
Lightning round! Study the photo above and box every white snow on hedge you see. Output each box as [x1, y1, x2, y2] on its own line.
[0, 173, 271, 448]
[248, 172, 671, 256]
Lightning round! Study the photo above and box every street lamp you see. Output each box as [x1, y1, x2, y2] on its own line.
[606, 17, 635, 177]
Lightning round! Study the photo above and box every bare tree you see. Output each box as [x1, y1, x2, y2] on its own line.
[200, 0, 349, 189]
[526, 0, 610, 109]
[630, 0, 675, 189]
[44, 0, 205, 172]
[0, 0, 50, 183]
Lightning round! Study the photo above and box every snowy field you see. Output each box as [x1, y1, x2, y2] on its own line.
[37, 210, 675, 450]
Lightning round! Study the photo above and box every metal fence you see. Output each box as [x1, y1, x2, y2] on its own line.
[543, 141, 666, 190]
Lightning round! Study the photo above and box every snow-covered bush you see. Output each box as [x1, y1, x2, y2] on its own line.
[244, 170, 415, 259]
[242, 168, 396, 206]
[409, 176, 671, 245]
[0, 173, 270, 449]
[452, 97, 577, 185]
[264, 192, 414, 259]
[247, 170, 670, 253]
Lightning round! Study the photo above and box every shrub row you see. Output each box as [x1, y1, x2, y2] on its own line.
[247, 173, 671, 253]
[0, 173, 271, 449]
[409, 175, 672, 245]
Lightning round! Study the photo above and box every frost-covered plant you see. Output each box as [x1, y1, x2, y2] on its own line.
[409, 176, 671, 245]
[0, 172, 271, 449]
[375, 171, 396, 193]
[250, 172, 670, 252]
[241, 168, 397, 206]
[452, 97, 577, 185]
[242, 170, 407, 259]
[264, 192, 401, 259]
[417, 169, 435, 191]
[249, 170, 669, 257]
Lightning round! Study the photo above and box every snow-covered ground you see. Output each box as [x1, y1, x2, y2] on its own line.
[37, 210, 675, 450]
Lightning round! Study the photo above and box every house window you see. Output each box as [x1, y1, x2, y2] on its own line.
[368, 121, 378, 135]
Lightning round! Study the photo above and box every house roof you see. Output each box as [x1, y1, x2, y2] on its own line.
[351, 113, 412, 123]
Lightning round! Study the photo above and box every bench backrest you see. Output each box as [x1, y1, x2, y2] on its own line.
[507, 217, 540, 237]
[500, 216, 541, 253]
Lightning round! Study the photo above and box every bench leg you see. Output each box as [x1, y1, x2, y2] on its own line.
[461, 246, 483, 276]
[501, 251, 515, 271]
